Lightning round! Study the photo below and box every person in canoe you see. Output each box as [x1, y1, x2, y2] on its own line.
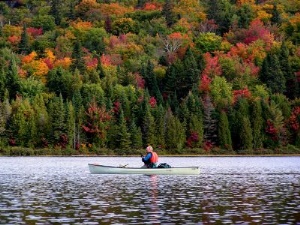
[141, 144, 158, 168]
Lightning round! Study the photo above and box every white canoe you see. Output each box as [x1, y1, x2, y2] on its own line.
[88, 164, 200, 175]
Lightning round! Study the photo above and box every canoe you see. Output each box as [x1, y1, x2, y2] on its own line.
[88, 164, 200, 175]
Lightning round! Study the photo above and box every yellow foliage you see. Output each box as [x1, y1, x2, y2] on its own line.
[44, 49, 56, 63]
[23, 59, 49, 82]
[99, 3, 134, 16]
[2, 25, 22, 37]
[236, 0, 255, 6]
[54, 57, 72, 69]
[71, 21, 93, 30]
[22, 52, 38, 64]
[173, 0, 206, 23]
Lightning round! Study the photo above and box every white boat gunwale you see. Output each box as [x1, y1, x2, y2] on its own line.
[88, 163, 200, 175]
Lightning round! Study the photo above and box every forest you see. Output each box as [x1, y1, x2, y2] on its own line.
[0, 0, 300, 156]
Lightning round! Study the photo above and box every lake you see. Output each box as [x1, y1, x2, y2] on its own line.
[0, 156, 299, 224]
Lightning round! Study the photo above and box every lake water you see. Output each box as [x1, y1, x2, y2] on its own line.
[0, 156, 299, 224]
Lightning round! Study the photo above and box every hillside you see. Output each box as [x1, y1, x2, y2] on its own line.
[0, 0, 300, 155]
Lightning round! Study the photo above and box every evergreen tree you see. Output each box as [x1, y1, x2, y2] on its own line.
[279, 42, 297, 99]
[188, 113, 204, 148]
[251, 100, 264, 150]
[0, 91, 11, 147]
[260, 52, 286, 94]
[240, 116, 253, 151]
[32, 94, 50, 148]
[71, 40, 85, 72]
[116, 110, 131, 150]
[202, 94, 218, 146]
[236, 3, 254, 28]
[270, 4, 282, 25]
[129, 119, 143, 149]
[48, 94, 66, 146]
[165, 108, 186, 151]
[50, 0, 62, 25]
[162, 0, 177, 27]
[154, 104, 166, 148]
[7, 57, 20, 100]
[65, 101, 76, 148]
[142, 102, 156, 147]
[18, 24, 30, 54]
[218, 110, 232, 150]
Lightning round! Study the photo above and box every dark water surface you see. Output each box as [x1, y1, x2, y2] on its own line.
[0, 156, 299, 224]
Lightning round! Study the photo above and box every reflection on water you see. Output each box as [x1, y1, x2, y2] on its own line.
[0, 157, 299, 224]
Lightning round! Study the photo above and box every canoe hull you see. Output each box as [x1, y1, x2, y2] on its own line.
[88, 164, 200, 175]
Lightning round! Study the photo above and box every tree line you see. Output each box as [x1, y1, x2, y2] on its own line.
[0, 0, 300, 155]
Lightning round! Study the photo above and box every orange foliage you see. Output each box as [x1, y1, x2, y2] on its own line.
[53, 57, 72, 69]
[100, 54, 122, 66]
[71, 21, 93, 30]
[143, 2, 162, 11]
[236, 0, 255, 6]
[99, 3, 134, 16]
[22, 52, 38, 64]
[7, 35, 21, 45]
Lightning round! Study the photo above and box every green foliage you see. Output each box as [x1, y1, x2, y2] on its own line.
[165, 109, 186, 151]
[0, 0, 299, 154]
[195, 33, 222, 53]
[218, 110, 232, 150]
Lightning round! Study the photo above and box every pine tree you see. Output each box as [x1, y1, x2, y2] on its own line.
[18, 24, 30, 54]
[48, 94, 66, 146]
[251, 100, 263, 150]
[165, 108, 186, 151]
[50, 0, 62, 25]
[154, 104, 166, 148]
[202, 94, 218, 146]
[162, 0, 177, 27]
[142, 102, 156, 147]
[260, 52, 286, 94]
[129, 119, 143, 149]
[116, 110, 131, 150]
[218, 110, 232, 150]
[71, 40, 85, 72]
[240, 116, 253, 151]
[279, 42, 297, 99]
[7, 57, 20, 100]
[65, 101, 76, 148]
[32, 94, 50, 148]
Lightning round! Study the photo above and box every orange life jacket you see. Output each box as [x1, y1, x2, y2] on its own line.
[150, 152, 158, 163]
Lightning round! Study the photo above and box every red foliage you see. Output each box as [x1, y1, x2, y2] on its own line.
[100, 54, 112, 65]
[59, 134, 68, 149]
[27, 27, 43, 37]
[199, 74, 211, 92]
[82, 101, 111, 138]
[295, 71, 300, 82]
[113, 101, 121, 114]
[85, 57, 98, 70]
[186, 131, 199, 148]
[203, 140, 213, 152]
[43, 58, 54, 70]
[233, 87, 251, 103]
[243, 19, 274, 49]
[9, 138, 16, 146]
[265, 120, 278, 141]
[289, 106, 300, 131]
[201, 52, 222, 77]
[149, 96, 157, 108]
[135, 73, 145, 89]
